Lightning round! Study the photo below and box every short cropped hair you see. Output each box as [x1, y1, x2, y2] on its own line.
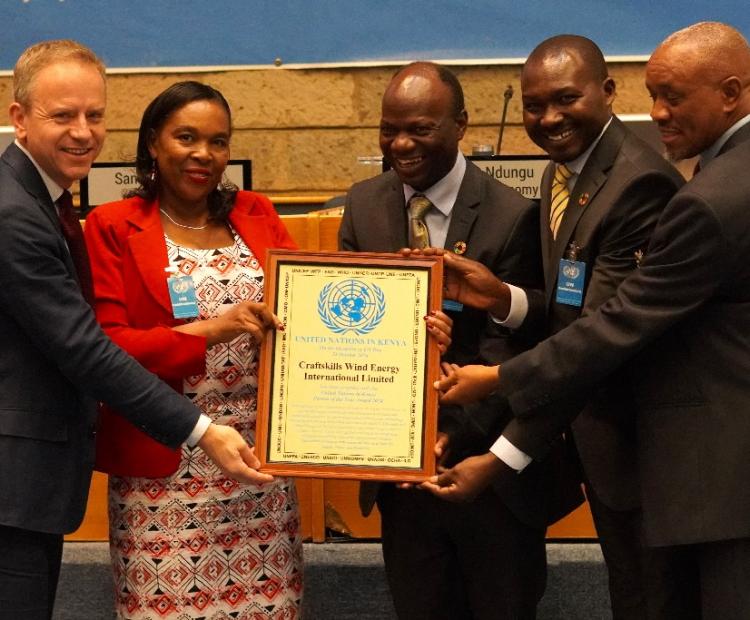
[13, 39, 106, 107]
[434, 64, 465, 117]
[526, 35, 609, 82]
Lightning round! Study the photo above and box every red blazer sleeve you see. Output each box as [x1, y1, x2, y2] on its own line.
[85, 201, 206, 381]
[85, 198, 206, 477]
[84, 193, 296, 478]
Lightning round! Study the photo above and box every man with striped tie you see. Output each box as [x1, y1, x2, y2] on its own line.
[339, 61, 583, 619]
[425, 36, 685, 619]
[430, 23, 750, 617]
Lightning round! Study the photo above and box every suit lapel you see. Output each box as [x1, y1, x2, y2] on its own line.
[444, 161, 480, 252]
[546, 117, 627, 306]
[552, 166, 607, 256]
[539, 163, 555, 291]
[2, 143, 77, 276]
[125, 199, 174, 316]
[2, 143, 63, 235]
[717, 121, 750, 156]
[383, 172, 409, 249]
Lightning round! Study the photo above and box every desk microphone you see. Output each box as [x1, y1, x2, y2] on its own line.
[496, 84, 514, 155]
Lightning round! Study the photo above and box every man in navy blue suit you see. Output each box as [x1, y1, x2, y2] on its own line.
[0, 39, 272, 619]
[341, 61, 581, 620]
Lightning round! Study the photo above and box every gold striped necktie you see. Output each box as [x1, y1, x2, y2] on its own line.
[549, 163, 573, 240]
[408, 194, 432, 249]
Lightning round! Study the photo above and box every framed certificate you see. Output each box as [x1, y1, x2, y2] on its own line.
[256, 250, 442, 481]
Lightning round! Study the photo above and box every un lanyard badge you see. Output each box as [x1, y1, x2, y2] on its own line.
[165, 267, 200, 318]
[556, 243, 586, 307]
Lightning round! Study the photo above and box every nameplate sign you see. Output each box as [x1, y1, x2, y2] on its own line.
[469, 155, 549, 201]
[79, 160, 252, 211]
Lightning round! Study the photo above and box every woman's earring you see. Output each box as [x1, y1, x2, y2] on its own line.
[149, 160, 157, 183]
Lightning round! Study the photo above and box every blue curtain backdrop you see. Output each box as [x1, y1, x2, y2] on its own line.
[1, 0, 748, 69]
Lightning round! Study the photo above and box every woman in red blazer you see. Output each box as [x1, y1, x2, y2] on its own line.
[84, 82, 302, 619]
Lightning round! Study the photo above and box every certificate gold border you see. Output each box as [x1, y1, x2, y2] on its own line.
[256, 250, 442, 481]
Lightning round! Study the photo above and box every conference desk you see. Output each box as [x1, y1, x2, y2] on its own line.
[67, 209, 595, 542]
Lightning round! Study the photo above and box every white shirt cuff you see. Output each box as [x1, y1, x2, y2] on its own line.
[186, 414, 212, 447]
[490, 284, 528, 329]
[490, 435, 533, 472]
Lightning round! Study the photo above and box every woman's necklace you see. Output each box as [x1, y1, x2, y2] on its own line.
[160, 208, 209, 230]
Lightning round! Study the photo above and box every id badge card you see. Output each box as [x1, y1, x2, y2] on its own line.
[167, 275, 200, 318]
[556, 259, 586, 307]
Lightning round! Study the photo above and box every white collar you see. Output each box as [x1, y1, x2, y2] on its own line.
[403, 151, 467, 216]
[14, 139, 66, 202]
[561, 116, 613, 176]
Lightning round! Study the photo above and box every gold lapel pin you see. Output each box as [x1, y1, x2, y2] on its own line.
[634, 249, 644, 268]
[453, 241, 467, 255]
[578, 192, 590, 206]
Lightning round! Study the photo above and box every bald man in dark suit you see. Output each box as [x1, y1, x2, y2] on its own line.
[340, 61, 580, 620]
[429, 23, 750, 619]
[499, 36, 683, 619]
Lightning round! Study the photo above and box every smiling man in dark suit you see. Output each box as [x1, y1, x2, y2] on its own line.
[418, 36, 684, 619]
[0, 40, 273, 619]
[427, 22, 750, 619]
[340, 61, 580, 620]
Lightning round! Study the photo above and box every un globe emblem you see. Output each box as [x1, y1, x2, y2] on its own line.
[170, 277, 190, 294]
[318, 279, 386, 335]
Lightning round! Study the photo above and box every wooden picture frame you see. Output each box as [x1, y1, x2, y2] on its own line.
[256, 249, 442, 481]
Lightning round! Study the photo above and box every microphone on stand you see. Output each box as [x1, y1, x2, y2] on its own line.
[496, 84, 514, 155]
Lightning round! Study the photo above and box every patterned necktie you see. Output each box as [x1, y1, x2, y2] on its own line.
[549, 164, 573, 240]
[408, 194, 432, 249]
[57, 189, 94, 306]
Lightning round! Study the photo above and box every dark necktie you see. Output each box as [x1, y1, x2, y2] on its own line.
[57, 189, 94, 306]
[408, 194, 432, 249]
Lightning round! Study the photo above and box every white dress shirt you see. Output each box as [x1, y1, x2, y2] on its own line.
[490, 118, 613, 471]
[402, 151, 467, 247]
